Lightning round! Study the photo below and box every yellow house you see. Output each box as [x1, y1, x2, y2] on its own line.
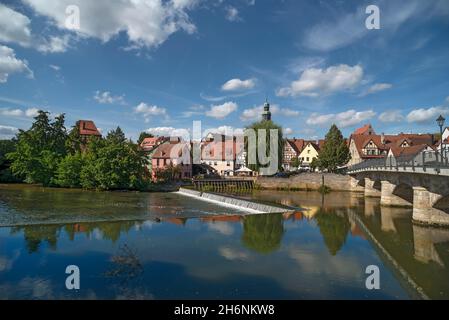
[299, 142, 321, 168]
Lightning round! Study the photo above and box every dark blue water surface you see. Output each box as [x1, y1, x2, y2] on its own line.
[1, 184, 448, 300]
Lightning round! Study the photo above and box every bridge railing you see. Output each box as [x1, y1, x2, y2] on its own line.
[348, 149, 449, 173]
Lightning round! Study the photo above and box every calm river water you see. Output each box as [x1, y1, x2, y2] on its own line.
[0, 184, 448, 300]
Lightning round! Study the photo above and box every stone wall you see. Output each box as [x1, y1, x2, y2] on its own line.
[256, 173, 353, 191]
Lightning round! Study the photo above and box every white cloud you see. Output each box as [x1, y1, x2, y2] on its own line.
[276, 64, 363, 97]
[205, 101, 238, 119]
[0, 107, 39, 118]
[378, 110, 404, 123]
[446, 96, 449, 104]
[301, 0, 449, 52]
[37, 35, 71, 53]
[134, 102, 168, 122]
[145, 127, 190, 140]
[225, 6, 241, 22]
[0, 45, 33, 83]
[219, 247, 249, 261]
[0, 125, 18, 137]
[0, 108, 23, 117]
[284, 128, 294, 135]
[240, 104, 300, 121]
[306, 109, 376, 128]
[0, 4, 32, 47]
[23, 0, 198, 49]
[94, 91, 126, 105]
[203, 126, 244, 137]
[360, 83, 393, 97]
[49, 65, 60, 71]
[182, 104, 204, 117]
[406, 106, 449, 123]
[221, 78, 256, 91]
[25, 107, 39, 117]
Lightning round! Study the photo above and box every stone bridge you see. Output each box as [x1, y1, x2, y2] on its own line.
[349, 171, 449, 226]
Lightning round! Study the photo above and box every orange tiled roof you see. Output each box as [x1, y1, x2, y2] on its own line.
[140, 136, 168, 151]
[350, 133, 435, 159]
[354, 124, 374, 135]
[78, 120, 101, 136]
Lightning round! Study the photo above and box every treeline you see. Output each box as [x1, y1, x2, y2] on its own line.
[4, 111, 149, 190]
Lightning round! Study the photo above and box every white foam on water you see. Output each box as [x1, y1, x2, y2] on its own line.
[176, 190, 264, 214]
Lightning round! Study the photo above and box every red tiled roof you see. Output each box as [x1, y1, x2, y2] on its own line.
[140, 136, 168, 151]
[389, 144, 429, 158]
[354, 124, 374, 135]
[78, 120, 101, 136]
[350, 133, 435, 159]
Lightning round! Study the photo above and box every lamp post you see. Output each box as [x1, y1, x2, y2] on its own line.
[437, 115, 446, 163]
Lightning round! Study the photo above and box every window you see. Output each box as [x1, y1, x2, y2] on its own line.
[226, 162, 230, 166]
[214, 162, 217, 166]
[306, 157, 310, 162]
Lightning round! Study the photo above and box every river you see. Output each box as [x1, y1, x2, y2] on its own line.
[0, 184, 448, 299]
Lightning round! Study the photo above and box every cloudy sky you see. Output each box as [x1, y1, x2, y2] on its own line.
[0, 0, 449, 140]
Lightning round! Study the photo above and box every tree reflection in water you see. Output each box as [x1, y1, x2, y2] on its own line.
[241, 214, 285, 254]
[10, 221, 141, 253]
[315, 208, 351, 256]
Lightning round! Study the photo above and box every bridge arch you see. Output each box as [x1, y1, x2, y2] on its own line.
[433, 194, 449, 215]
[392, 183, 414, 205]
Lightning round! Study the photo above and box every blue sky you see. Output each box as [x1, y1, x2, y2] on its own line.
[1, 0, 449, 141]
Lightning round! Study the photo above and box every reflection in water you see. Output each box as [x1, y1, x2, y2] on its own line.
[241, 214, 285, 254]
[1, 185, 449, 299]
[315, 209, 351, 256]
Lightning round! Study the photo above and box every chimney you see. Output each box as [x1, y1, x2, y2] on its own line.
[381, 133, 385, 145]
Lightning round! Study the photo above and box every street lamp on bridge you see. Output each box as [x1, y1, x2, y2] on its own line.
[437, 114, 446, 163]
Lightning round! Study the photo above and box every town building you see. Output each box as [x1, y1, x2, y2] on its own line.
[77, 120, 102, 141]
[299, 141, 323, 169]
[201, 139, 243, 176]
[348, 124, 436, 166]
[282, 139, 305, 171]
[151, 141, 192, 181]
[140, 136, 169, 175]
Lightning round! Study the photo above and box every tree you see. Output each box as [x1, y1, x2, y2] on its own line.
[7, 111, 68, 186]
[316, 124, 350, 172]
[137, 132, 154, 145]
[80, 133, 148, 190]
[291, 156, 301, 169]
[153, 163, 181, 182]
[106, 127, 126, 144]
[56, 153, 85, 188]
[66, 121, 83, 154]
[0, 139, 19, 182]
[245, 120, 284, 175]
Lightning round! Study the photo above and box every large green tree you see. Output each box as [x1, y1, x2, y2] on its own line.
[7, 111, 68, 185]
[316, 124, 350, 172]
[80, 128, 148, 190]
[245, 120, 284, 175]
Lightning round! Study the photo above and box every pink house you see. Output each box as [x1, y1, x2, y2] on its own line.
[151, 141, 192, 181]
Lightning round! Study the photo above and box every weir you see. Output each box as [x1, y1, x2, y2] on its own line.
[177, 188, 290, 214]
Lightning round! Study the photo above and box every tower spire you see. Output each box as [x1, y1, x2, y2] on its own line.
[262, 98, 271, 121]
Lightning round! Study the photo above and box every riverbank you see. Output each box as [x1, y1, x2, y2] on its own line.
[0, 181, 187, 193]
[256, 173, 354, 192]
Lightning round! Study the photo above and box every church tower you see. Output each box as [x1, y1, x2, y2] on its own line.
[262, 99, 272, 121]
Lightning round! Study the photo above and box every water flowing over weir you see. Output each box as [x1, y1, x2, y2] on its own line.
[177, 188, 291, 214]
